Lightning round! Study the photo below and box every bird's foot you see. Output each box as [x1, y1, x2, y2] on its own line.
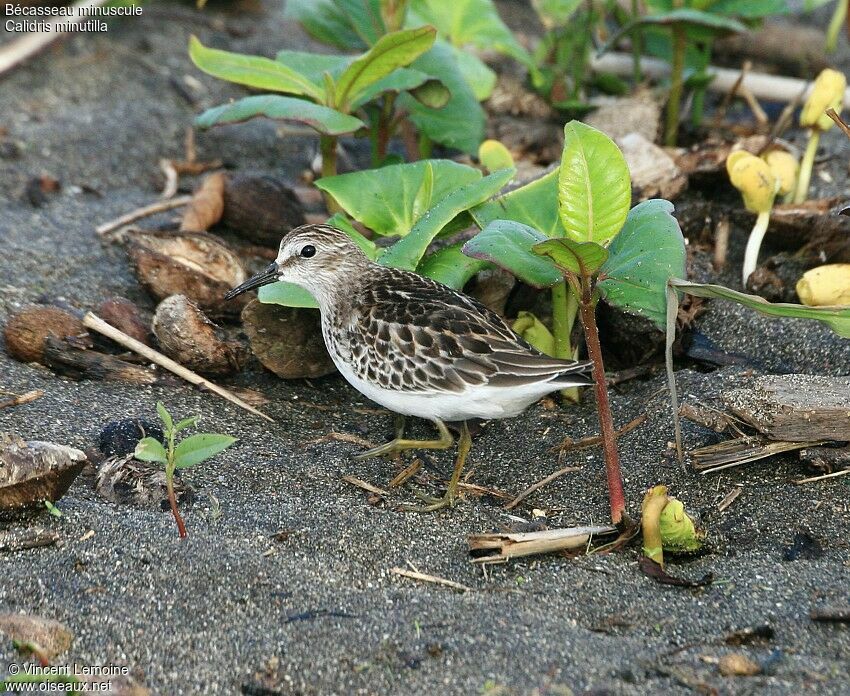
[351, 418, 453, 461]
[400, 485, 459, 513]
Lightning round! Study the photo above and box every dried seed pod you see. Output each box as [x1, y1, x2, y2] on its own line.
[152, 294, 245, 374]
[3, 305, 87, 363]
[222, 172, 307, 247]
[97, 296, 151, 346]
[0, 432, 87, 512]
[241, 299, 335, 379]
[126, 231, 247, 316]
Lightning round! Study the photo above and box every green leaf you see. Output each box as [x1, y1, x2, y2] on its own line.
[156, 401, 173, 433]
[134, 437, 168, 465]
[462, 220, 564, 288]
[559, 121, 631, 244]
[478, 139, 515, 173]
[174, 434, 237, 469]
[350, 68, 449, 109]
[399, 42, 486, 153]
[335, 26, 437, 110]
[532, 0, 583, 28]
[597, 199, 686, 330]
[284, 0, 382, 50]
[326, 212, 382, 260]
[195, 96, 365, 136]
[275, 50, 351, 87]
[189, 36, 324, 101]
[451, 47, 497, 101]
[533, 238, 609, 277]
[315, 159, 482, 236]
[174, 416, 199, 433]
[709, 0, 791, 18]
[380, 168, 515, 270]
[470, 168, 560, 238]
[409, 0, 534, 70]
[669, 279, 850, 337]
[512, 311, 555, 355]
[417, 242, 491, 289]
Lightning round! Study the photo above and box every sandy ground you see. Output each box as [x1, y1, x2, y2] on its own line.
[1, 2, 849, 694]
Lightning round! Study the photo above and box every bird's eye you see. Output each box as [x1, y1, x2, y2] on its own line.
[300, 245, 316, 258]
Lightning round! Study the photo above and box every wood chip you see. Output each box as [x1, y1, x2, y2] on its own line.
[389, 566, 471, 592]
[468, 525, 617, 564]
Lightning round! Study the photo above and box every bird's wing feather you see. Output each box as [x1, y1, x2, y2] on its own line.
[346, 267, 591, 393]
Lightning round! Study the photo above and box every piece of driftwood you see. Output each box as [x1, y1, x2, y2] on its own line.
[468, 525, 617, 564]
[799, 444, 850, 473]
[691, 437, 827, 474]
[0, 528, 60, 553]
[43, 336, 158, 384]
[723, 375, 850, 442]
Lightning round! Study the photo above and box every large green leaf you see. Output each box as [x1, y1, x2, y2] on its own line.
[470, 168, 560, 238]
[700, 0, 790, 18]
[334, 26, 437, 110]
[315, 159, 482, 236]
[380, 168, 515, 270]
[284, 0, 383, 50]
[275, 50, 351, 87]
[399, 42, 486, 153]
[409, 0, 534, 69]
[189, 36, 324, 102]
[173, 433, 237, 469]
[417, 242, 491, 289]
[462, 220, 564, 288]
[350, 67, 449, 109]
[558, 121, 631, 244]
[669, 279, 850, 337]
[597, 199, 686, 330]
[194, 96, 365, 136]
[452, 47, 497, 101]
[533, 238, 609, 277]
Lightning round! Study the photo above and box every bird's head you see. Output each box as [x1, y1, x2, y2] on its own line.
[225, 224, 368, 305]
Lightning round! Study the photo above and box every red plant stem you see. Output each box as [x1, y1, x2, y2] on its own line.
[166, 472, 187, 539]
[578, 282, 626, 525]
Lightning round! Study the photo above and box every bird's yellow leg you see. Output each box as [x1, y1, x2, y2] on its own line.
[352, 417, 452, 461]
[403, 421, 471, 512]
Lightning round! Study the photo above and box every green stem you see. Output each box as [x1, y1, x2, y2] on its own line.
[577, 278, 626, 526]
[631, 0, 642, 84]
[826, 0, 848, 52]
[319, 135, 341, 213]
[664, 25, 686, 146]
[742, 210, 771, 286]
[793, 129, 820, 204]
[377, 93, 397, 163]
[418, 132, 432, 160]
[552, 281, 580, 402]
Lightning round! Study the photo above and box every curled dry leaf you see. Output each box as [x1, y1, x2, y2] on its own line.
[0, 432, 86, 512]
[0, 613, 73, 659]
[241, 299, 335, 379]
[222, 172, 307, 247]
[97, 297, 151, 346]
[3, 305, 87, 363]
[152, 294, 246, 374]
[180, 170, 226, 232]
[126, 231, 248, 316]
[96, 454, 193, 510]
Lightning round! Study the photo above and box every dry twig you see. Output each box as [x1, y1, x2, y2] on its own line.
[390, 566, 471, 592]
[96, 196, 192, 236]
[794, 468, 850, 485]
[468, 526, 617, 564]
[341, 475, 388, 497]
[0, 390, 44, 410]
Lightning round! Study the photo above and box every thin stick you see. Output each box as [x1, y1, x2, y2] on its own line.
[0, 389, 44, 409]
[389, 566, 471, 592]
[717, 487, 742, 512]
[504, 467, 581, 510]
[341, 475, 388, 496]
[0, 0, 111, 77]
[794, 468, 850, 485]
[95, 195, 192, 236]
[82, 312, 273, 422]
[826, 107, 850, 142]
[713, 216, 730, 271]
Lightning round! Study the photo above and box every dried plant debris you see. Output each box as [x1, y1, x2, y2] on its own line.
[717, 653, 762, 677]
[180, 171, 225, 232]
[0, 527, 60, 553]
[95, 454, 193, 510]
[97, 297, 151, 346]
[0, 614, 73, 660]
[241, 299, 335, 379]
[126, 231, 248, 316]
[0, 433, 86, 512]
[152, 295, 245, 374]
[99, 419, 164, 459]
[468, 525, 617, 564]
[43, 336, 158, 384]
[616, 133, 687, 202]
[222, 172, 307, 247]
[4, 305, 88, 363]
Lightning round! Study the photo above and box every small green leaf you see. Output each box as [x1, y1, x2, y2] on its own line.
[334, 26, 437, 110]
[174, 416, 199, 433]
[156, 401, 173, 433]
[350, 69, 449, 109]
[478, 140, 515, 173]
[135, 437, 168, 465]
[597, 199, 686, 330]
[275, 49, 351, 87]
[462, 220, 564, 288]
[470, 168, 560, 238]
[258, 282, 319, 309]
[195, 96, 365, 136]
[533, 238, 609, 277]
[44, 500, 63, 518]
[189, 36, 324, 101]
[512, 311, 555, 355]
[380, 168, 515, 270]
[417, 242, 491, 289]
[285, 0, 383, 50]
[559, 121, 631, 244]
[174, 434, 237, 469]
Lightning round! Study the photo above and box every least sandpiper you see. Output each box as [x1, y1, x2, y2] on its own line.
[226, 224, 592, 510]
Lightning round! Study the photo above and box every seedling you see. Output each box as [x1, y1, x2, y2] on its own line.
[135, 402, 236, 539]
[43, 500, 62, 518]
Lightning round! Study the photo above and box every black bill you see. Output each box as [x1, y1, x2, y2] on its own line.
[224, 262, 279, 300]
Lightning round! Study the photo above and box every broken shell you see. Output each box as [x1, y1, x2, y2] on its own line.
[3, 305, 87, 363]
[222, 172, 307, 247]
[152, 294, 245, 374]
[126, 231, 248, 316]
[241, 299, 335, 379]
[0, 432, 87, 512]
[97, 296, 151, 346]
